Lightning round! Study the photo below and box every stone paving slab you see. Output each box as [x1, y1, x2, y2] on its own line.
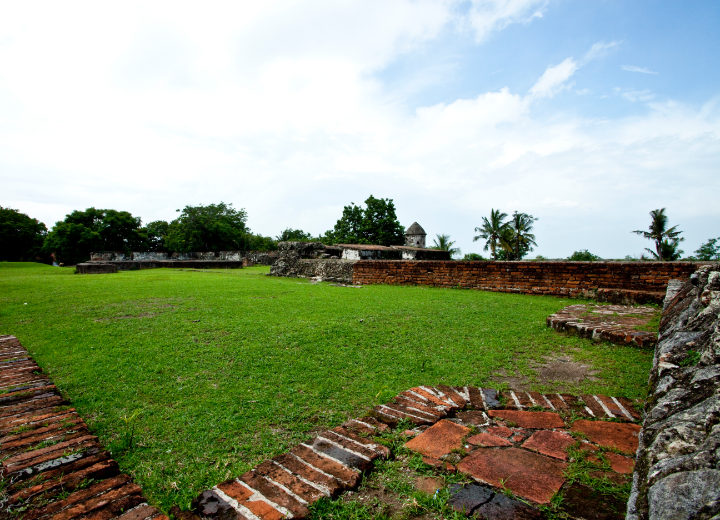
[547, 303, 659, 348]
[0, 335, 166, 520]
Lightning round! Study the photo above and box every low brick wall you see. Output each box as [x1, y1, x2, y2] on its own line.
[352, 261, 702, 303]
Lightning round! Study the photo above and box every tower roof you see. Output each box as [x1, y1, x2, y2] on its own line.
[405, 222, 426, 236]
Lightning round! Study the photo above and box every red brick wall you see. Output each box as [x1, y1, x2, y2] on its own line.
[351, 261, 702, 300]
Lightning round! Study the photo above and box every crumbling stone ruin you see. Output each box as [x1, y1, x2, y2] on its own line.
[269, 241, 450, 282]
[627, 263, 720, 520]
[76, 250, 277, 273]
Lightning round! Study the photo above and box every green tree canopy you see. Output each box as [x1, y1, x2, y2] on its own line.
[276, 228, 314, 242]
[165, 203, 249, 252]
[432, 234, 460, 258]
[44, 208, 145, 265]
[568, 249, 601, 261]
[325, 195, 404, 246]
[694, 237, 720, 261]
[143, 220, 170, 252]
[0, 207, 47, 261]
[633, 208, 683, 261]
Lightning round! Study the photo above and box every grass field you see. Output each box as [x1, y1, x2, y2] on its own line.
[0, 262, 653, 512]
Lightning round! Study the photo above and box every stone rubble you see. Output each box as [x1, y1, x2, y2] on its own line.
[627, 264, 720, 520]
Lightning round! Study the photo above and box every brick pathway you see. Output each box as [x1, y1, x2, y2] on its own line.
[191, 386, 642, 519]
[546, 304, 659, 348]
[1, 336, 643, 519]
[0, 335, 166, 520]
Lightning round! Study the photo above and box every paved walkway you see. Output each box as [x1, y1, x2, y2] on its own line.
[192, 386, 642, 519]
[1, 336, 643, 519]
[546, 304, 659, 348]
[0, 335, 166, 520]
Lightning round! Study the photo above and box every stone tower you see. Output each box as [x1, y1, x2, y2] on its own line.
[405, 222, 426, 248]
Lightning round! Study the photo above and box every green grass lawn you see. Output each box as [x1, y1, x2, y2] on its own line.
[0, 262, 652, 512]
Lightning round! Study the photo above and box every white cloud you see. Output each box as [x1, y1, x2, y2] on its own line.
[529, 58, 578, 99]
[622, 65, 658, 75]
[1, 2, 718, 259]
[583, 40, 621, 63]
[464, 0, 548, 42]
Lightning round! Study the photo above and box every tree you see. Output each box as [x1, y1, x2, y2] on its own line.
[0, 207, 47, 261]
[694, 237, 720, 261]
[500, 211, 537, 260]
[432, 234, 460, 258]
[632, 208, 683, 261]
[44, 208, 145, 265]
[463, 253, 486, 261]
[276, 228, 314, 242]
[143, 220, 169, 252]
[473, 209, 509, 260]
[326, 195, 404, 246]
[568, 249, 601, 261]
[165, 203, 248, 252]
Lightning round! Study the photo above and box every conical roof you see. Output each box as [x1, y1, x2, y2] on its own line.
[405, 222, 426, 236]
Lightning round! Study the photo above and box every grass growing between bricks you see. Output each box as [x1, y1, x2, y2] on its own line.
[0, 262, 652, 512]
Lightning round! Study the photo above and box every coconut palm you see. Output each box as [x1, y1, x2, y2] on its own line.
[502, 211, 538, 260]
[474, 209, 509, 260]
[432, 234, 460, 258]
[633, 208, 683, 261]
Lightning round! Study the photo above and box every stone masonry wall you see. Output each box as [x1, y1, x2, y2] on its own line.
[352, 261, 702, 303]
[627, 264, 720, 520]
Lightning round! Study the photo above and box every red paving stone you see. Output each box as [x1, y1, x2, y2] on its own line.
[404, 419, 470, 459]
[604, 452, 635, 474]
[522, 430, 575, 460]
[572, 419, 641, 454]
[488, 409, 565, 429]
[457, 447, 567, 504]
[467, 432, 513, 447]
[486, 425, 513, 437]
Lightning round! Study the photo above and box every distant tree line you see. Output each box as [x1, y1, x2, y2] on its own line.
[0, 203, 276, 265]
[2, 201, 716, 265]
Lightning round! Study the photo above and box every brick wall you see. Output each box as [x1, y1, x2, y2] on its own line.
[352, 261, 702, 302]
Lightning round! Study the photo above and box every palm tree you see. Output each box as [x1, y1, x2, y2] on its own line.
[432, 234, 460, 258]
[474, 209, 509, 260]
[503, 211, 538, 260]
[633, 208, 683, 261]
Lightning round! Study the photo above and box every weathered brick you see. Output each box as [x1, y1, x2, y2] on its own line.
[273, 453, 344, 497]
[240, 470, 310, 518]
[254, 460, 325, 503]
[23, 475, 132, 519]
[330, 426, 390, 458]
[466, 386, 486, 409]
[290, 445, 360, 487]
[435, 385, 466, 408]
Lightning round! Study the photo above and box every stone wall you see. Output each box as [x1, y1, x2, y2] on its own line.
[627, 264, 720, 520]
[269, 242, 355, 283]
[84, 250, 277, 271]
[352, 261, 703, 303]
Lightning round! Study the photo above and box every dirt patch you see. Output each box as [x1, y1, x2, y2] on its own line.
[534, 354, 600, 384]
[491, 352, 599, 392]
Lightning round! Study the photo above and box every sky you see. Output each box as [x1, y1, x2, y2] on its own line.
[1, 0, 719, 259]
